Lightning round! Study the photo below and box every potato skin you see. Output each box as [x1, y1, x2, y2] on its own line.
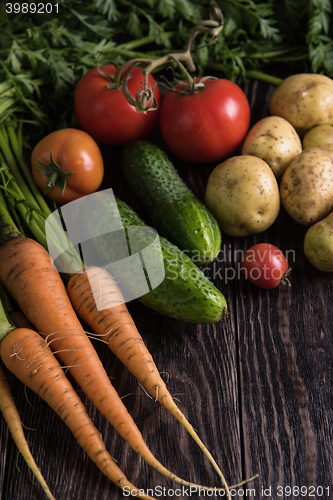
[304, 211, 333, 272]
[303, 124, 333, 152]
[242, 116, 302, 180]
[204, 156, 280, 237]
[269, 74, 333, 137]
[280, 147, 333, 226]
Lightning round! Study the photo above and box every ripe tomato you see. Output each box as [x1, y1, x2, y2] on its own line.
[31, 128, 104, 205]
[159, 77, 250, 163]
[74, 65, 161, 145]
[241, 243, 291, 289]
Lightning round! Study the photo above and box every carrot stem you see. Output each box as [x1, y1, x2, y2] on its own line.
[0, 174, 48, 247]
[0, 188, 20, 234]
[0, 295, 14, 342]
[6, 123, 52, 218]
[0, 126, 41, 213]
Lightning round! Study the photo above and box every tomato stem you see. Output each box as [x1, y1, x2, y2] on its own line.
[105, 0, 224, 111]
[34, 150, 75, 195]
[281, 266, 292, 287]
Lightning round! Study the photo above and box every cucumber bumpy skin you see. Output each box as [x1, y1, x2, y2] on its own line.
[121, 140, 222, 266]
[80, 195, 227, 324]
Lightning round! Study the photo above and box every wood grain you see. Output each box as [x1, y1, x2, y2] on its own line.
[1, 77, 332, 500]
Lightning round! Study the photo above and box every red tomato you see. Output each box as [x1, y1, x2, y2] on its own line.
[31, 128, 104, 205]
[159, 78, 250, 163]
[241, 243, 290, 289]
[74, 65, 161, 145]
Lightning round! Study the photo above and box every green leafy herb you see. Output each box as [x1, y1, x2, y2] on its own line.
[0, 0, 332, 142]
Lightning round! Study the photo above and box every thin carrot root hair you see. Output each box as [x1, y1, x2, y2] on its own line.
[0, 363, 56, 500]
[0, 327, 157, 500]
[0, 237, 230, 494]
[67, 265, 233, 496]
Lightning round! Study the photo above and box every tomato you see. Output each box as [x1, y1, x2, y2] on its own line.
[31, 128, 104, 205]
[241, 243, 291, 289]
[159, 77, 250, 163]
[74, 65, 161, 145]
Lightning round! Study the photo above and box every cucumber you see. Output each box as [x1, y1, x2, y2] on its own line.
[78, 193, 227, 324]
[121, 140, 222, 266]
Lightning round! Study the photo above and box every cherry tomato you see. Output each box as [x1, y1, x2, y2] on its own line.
[31, 128, 104, 205]
[74, 65, 161, 145]
[241, 243, 290, 289]
[159, 77, 250, 163]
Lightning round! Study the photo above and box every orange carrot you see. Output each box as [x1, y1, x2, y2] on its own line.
[0, 236, 226, 493]
[0, 327, 156, 500]
[67, 265, 231, 494]
[0, 363, 56, 500]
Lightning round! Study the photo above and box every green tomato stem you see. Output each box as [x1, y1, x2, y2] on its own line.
[114, 1, 224, 110]
[34, 150, 74, 196]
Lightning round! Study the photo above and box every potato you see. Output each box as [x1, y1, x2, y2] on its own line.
[269, 73, 333, 137]
[303, 124, 333, 152]
[304, 211, 333, 272]
[242, 116, 302, 180]
[204, 155, 280, 237]
[280, 147, 333, 226]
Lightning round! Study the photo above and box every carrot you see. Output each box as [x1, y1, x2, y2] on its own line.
[0, 236, 227, 493]
[0, 363, 57, 500]
[0, 327, 156, 500]
[66, 265, 231, 494]
[0, 288, 55, 500]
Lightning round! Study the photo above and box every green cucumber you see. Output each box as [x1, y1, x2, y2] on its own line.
[79, 193, 227, 324]
[121, 140, 222, 266]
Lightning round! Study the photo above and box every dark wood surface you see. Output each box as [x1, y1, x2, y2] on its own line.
[1, 77, 333, 500]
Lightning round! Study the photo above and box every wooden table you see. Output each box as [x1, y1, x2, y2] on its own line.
[1, 77, 332, 500]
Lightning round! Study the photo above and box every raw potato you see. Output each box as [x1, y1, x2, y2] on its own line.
[304, 211, 333, 272]
[204, 155, 280, 237]
[280, 147, 333, 226]
[303, 124, 333, 152]
[269, 73, 333, 137]
[242, 116, 302, 180]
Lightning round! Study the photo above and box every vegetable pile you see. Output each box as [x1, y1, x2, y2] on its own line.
[1, 0, 333, 498]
